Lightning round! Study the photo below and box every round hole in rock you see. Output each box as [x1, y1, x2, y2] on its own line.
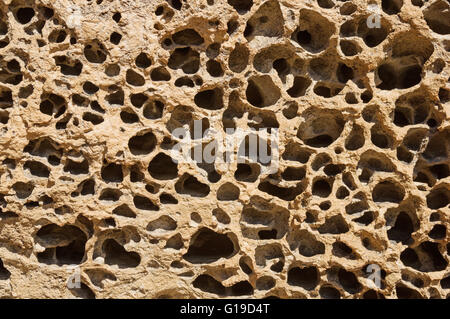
[206, 60, 224, 77]
[423, 1, 450, 34]
[371, 130, 390, 149]
[150, 66, 171, 82]
[345, 93, 358, 104]
[126, 69, 145, 86]
[16, 7, 35, 24]
[147, 215, 177, 233]
[120, 110, 139, 123]
[287, 77, 311, 98]
[105, 64, 120, 77]
[336, 186, 349, 199]
[296, 30, 312, 45]
[281, 167, 306, 181]
[317, 0, 334, 9]
[229, 43, 249, 73]
[318, 215, 349, 234]
[372, 181, 405, 203]
[36, 224, 87, 265]
[441, 276, 450, 289]
[256, 276, 276, 291]
[206, 43, 221, 59]
[312, 179, 332, 198]
[143, 100, 164, 119]
[298, 114, 344, 148]
[190, 212, 202, 223]
[102, 239, 141, 268]
[172, 29, 204, 46]
[429, 224, 446, 240]
[212, 208, 231, 224]
[136, 53, 152, 68]
[338, 268, 361, 294]
[396, 285, 422, 299]
[387, 212, 414, 244]
[192, 274, 226, 296]
[175, 173, 210, 197]
[320, 285, 341, 299]
[84, 42, 107, 64]
[110, 32, 122, 45]
[319, 201, 331, 210]
[340, 40, 360, 56]
[112, 12, 121, 22]
[246, 76, 280, 107]
[128, 132, 157, 155]
[287, 266, 319, 290]
[234, 163, 260, 182]
[183, 228, 237, 263]
[361, 90, 373, 103]
[24, 160, 50, 178]
[382, 0, 403, 15]
[217, 182, 240, 201]
[83, 81, 99, 94]
[133, 195, 159, 211]
[101, 163, 123, 183]
[194, 88, 223, 110]
[340, 2, 356, 15]
[228, 0, 253, 14]
[337, 63, 354, 83]
[148, 153, 178, 180]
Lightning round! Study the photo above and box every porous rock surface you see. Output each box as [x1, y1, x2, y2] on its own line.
[0, 0, 449, 299]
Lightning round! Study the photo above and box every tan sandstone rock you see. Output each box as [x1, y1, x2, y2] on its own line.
[0, 0, 448, 299]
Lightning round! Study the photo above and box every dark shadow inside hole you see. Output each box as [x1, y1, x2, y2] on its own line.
[192, 274, 226, 295]
[136, 53, 151, 68]
[312, 179, 332, 197]
[287, 267, 319, 290]
[103, 239, 140, 268]
[101, 163, 123, 183]
[296, 30, 312, 45]
[183, 228, 236, 263]
[287, 77, 311, 97]
[16, 7, 35, 24]
[387, 212, 414, 244]
[128, 132, 156, 155]
[306, 135, 333, 148]
[382, 0, 403, 15]
[133, 195, 159, 211]
[338, 268, 361, 294]
[258, 229, 278, 239]
[0, 258, 10, 280]
[148, 153, 178, 180]
[246, 80, 263, 107]
[120, 110, 139, 123]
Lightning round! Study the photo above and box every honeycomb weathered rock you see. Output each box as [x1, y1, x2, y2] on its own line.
[0, 0, 449, 299]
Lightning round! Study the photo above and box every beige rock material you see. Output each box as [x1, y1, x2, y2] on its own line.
[0, 0, 449, 299]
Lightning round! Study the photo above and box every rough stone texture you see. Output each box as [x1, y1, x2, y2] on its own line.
[0, 0, 449, 299]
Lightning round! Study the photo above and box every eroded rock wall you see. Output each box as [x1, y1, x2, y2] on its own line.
[0, 0, 449, 298]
